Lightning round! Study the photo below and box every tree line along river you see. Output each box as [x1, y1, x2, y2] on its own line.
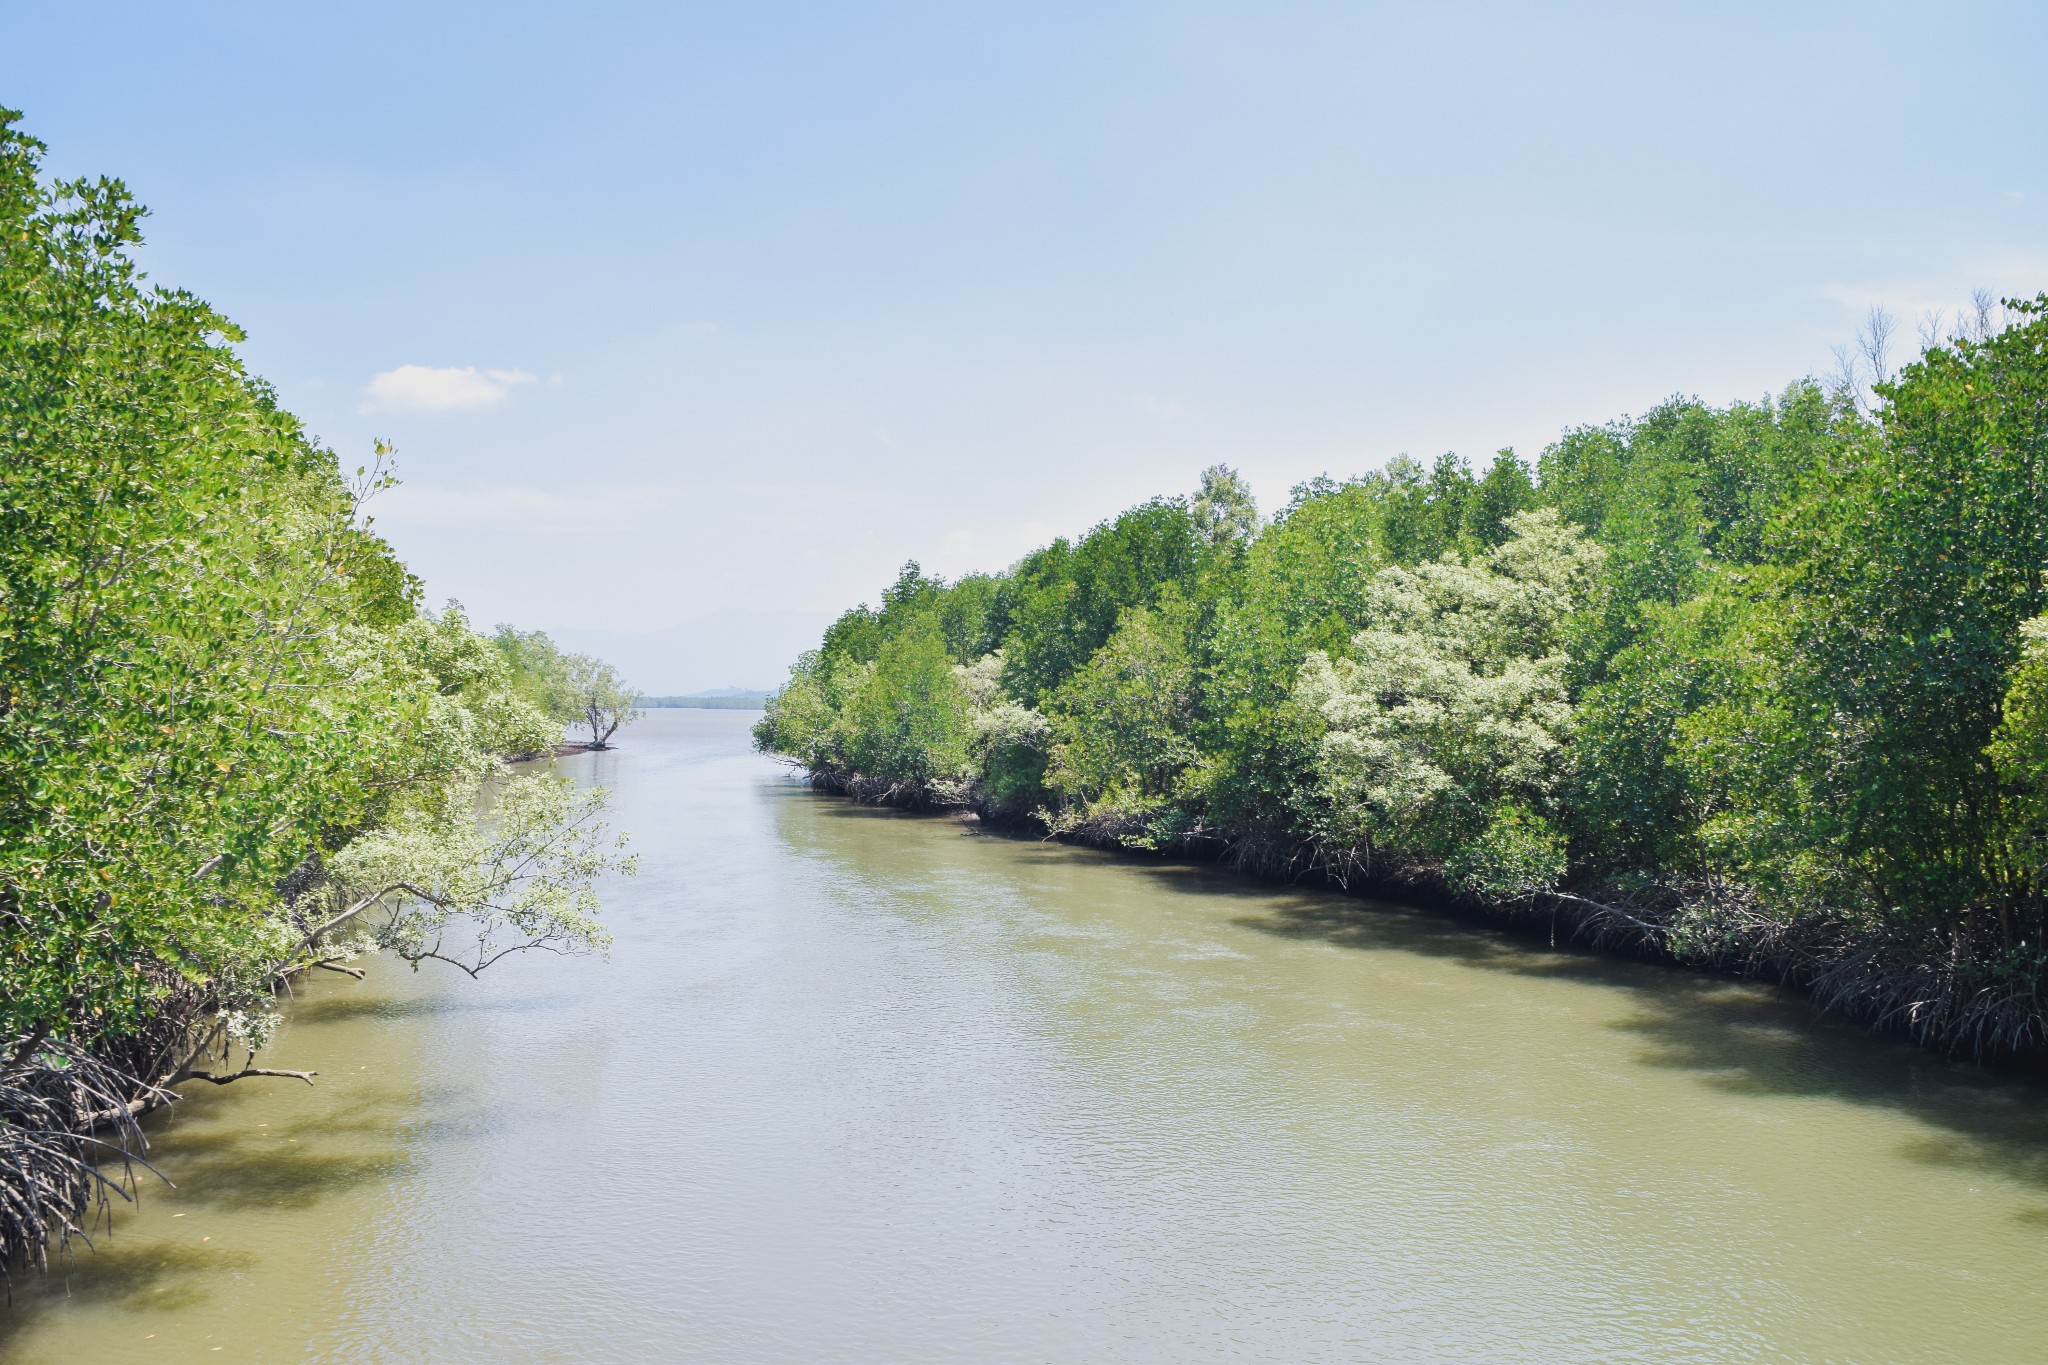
[4, 708, 2047, 1363]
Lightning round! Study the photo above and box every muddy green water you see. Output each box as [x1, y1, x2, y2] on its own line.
[5, 709, 2048, 1362]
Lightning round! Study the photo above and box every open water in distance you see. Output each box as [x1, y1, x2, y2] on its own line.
[5, 709, 2048, 1362]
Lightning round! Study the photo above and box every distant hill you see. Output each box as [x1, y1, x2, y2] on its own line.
[637, 689, 771, 710]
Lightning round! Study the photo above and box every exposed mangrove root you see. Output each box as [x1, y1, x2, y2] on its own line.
[0, 978, 313, 1282]
[0, 1034, 170, 1291]
[796, 762, 967, 811]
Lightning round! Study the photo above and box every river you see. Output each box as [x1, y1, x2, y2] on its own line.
[4, 708, 2048, 1362]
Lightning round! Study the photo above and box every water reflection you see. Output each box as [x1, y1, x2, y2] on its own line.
[1239, 882, 2048, 1191]
[6, 709, 2048, 1363]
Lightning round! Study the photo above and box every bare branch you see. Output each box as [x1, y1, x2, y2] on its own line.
[1829, 342, 1862, 405]
[1859, 304, 1896, 390]
[1917, 308, 1945, 351]
[1970, 287, 1998, 341]
[287, 880, 450, 961]
[172, 1067, 317, 1087]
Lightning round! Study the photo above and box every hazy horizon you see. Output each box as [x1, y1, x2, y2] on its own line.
[548, 608, 833, 695]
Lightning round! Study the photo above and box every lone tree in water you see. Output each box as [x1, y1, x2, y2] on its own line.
[570, 654, 639, 748]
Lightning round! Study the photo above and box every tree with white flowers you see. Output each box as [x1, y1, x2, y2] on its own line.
[1293, 510, 1603, 896]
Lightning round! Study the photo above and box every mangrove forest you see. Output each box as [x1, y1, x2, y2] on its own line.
[757, 294, 2048, 1060]
[0, 112, 635, 1276]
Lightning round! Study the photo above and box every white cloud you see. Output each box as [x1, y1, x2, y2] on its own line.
[362, 364, 538, 413]
[1821, 282, 1974, 324]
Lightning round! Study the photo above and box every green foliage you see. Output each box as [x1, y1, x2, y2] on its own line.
[0, 111, 630, 1048]
[1293, 511, 1601, 894]
[1375, 454, 1472, 564]
[1045, 594, 1201, 829]
[756, 295, 2048, 1027]
[1445, 803, 1568, 900]
[321, 774, 625, 976]
[1464, 450, 1541, 548]
[567, 654, 637, 748]
[1191, 464, 1260, 549]
[957, 652, 1051, 810]
[808, 560, 1007, 678]
[836, 617, 972, 790]
[1637, 304, 2048, 925]
[492, 624, 579, 725]
[1199, 478, 1395, 832]
[1543, 387, 1843, 683]
[1991, 616, 2048, 904]
[753, 650, 836, 769]
[1001, 498, 1204, 702]
[1565, 591, 1746, 870]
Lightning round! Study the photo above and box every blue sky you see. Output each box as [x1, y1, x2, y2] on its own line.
[5, 2, 2045, 688]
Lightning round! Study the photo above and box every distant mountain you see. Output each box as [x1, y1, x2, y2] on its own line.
[638, 690, 771, 710]
[548, 608, 832, 695]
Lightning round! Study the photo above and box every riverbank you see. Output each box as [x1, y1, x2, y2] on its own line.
[752, 317, 2048, 1082]
[789, 762, 2048, 1064]
[10, 710, 2048, 1362]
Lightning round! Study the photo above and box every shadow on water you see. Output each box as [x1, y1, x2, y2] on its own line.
[0, 1118, 407, 1342]
[280, 989, 583, 1027]
[2, 1122, 418, 1346]
[779, 788, 2048, 1229]
[150, 1139, 406, 1215]
[122, 1091, 420, 1216]
[12, 1240, 258, 1321]
[1137, 861, 2048, 1214]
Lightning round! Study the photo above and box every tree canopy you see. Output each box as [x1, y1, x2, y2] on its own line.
[758, 308, 2048, 1056]
[0, 109, 632, 1271]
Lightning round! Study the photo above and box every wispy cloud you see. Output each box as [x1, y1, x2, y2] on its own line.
[1820, 255, 2048, 327]
[362, 364, 538, 413]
